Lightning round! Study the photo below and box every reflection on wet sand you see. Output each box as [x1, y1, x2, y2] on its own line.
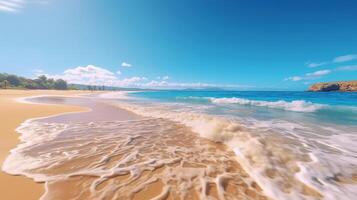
[4, 97, 268, 200]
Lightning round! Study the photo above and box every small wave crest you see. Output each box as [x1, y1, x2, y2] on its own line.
[209, 97, 325, 112]
[98, 91, 136, 99]
[3, 118, 267, 200]
[112, 101, 357, 200]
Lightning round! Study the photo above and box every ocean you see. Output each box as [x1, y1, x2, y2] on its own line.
[106, 90, 357, 199]
[3, 91, 357, 200]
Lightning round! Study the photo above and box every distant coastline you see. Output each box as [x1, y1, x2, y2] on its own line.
[308, 80, 357, 92]
[0, 73, 157, 92]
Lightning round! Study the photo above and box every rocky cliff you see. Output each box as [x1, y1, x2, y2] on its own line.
[308, 81, 357, 92]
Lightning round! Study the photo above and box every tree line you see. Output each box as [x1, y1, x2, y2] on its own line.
[0, 73, 68, 90]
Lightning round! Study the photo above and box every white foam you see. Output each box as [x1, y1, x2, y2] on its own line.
[111, 100, 357, 200]
[2, 121, 69, 181]
[3, 118, 263, 199]
[98, 91, 137, 99]
[209, 97, 325, 112]
[4, 93, 356, 199]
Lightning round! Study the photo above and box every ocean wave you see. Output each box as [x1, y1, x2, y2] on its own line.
[98, 91, 137, 99]
[111, 101, 357, 200]
[111, 102, 303, 199]
[209, 97, 325, 112]
[3, 118, 269, 200]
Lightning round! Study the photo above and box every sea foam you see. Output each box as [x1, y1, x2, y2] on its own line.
[110, 95, 357, 200]
[3, 118, 266, 200]
[209, 97, 325, 112]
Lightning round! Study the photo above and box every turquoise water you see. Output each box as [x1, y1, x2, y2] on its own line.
[105, 90, 357, 199]
[130, 91, 357, 125]
[131, 91, 357, 106]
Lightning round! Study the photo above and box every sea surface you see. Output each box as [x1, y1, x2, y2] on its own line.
[3, 96, 267, 200]
[104, 90, 357, 200]
[3, 91, 357, 200]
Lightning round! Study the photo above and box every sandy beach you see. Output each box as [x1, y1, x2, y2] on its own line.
[0, 90, 93, 200]
[3, 89, 352, 200]
[1, 90, 269, 200]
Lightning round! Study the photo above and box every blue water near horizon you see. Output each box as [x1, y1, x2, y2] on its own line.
[129, 90, 357, 125]
[131, 90, 357, 106]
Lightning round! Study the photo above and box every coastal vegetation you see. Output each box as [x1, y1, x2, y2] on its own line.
[0, 73, 69, 90]
[0, 73, 114, 91]
[0, 73, 158, 91]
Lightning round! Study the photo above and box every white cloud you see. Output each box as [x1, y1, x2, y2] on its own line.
[0, 0, 46, 13]
[286, 63, 357, 82]
[142, 80, 250, 89]
[0, 0, 23, 12]
[33, 69, 44, 74]
[333, 54, 357, 63]
[285, 76, 303, 81]
[117, 77, 147, 87]
[306, 69, 331, 77]
[121, 62, 132, 67]
[46, 65, 117, 86]
[44, 65, 147, 87]
[336, 65, 357, 71]
[285, 69, 331, 81]
[156, 75, 170, 80]
[145, 80, 168, 87]
[305, 53, 357, 68]
[40, 65, 252, 89]
[305, 62, 327, 68]
[116, 70, 122, 75]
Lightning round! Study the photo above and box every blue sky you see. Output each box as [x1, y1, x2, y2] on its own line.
[0, 0, 356, 90]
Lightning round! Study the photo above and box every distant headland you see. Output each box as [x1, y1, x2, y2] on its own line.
[308, 80, 357, 92]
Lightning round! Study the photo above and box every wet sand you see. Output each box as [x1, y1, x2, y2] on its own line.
[32, 96, 141, 123]
[0, 90, 94, 200]
[3, 94, 269, 200]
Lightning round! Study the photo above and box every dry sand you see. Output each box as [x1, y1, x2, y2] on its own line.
[0, 89, 93, 200]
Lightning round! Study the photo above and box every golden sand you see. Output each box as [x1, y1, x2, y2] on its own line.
[1, 94, 270, 200]
[0, 90, 326, 200]
[0, 89, 93, 200]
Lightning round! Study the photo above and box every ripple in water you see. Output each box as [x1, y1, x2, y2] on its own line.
[3, 118, 268, 200]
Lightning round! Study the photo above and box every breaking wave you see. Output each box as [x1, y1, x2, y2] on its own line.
[209, 97, 325, 112]
[112, 101, 357, 200]
[4, 93, 357, 200]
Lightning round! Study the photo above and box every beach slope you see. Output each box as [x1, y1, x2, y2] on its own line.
[0, 90, 90, 200]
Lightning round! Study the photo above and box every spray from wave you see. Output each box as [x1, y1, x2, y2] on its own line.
[111, 97, 357, 200]
[209, 97, 325, 112]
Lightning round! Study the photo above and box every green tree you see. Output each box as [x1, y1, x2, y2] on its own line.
[35, 75, 48, 89]
[24, 80, 39, 89]
[0, 73, 6, 82]
[6, 75, 20, 86]
[1, 80, 9, 89]
[54, 79, 68, 90]
[47, 78, 55, 89]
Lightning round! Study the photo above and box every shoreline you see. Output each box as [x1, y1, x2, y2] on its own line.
[4, 90, 352, 199]
[0, 90, 94, 200]
[2, 92, 269, 200]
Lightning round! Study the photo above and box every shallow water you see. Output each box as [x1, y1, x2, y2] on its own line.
[3, 96, 268, 200]
[3, 92, 357, 200]
[103, 91, 357, 200]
